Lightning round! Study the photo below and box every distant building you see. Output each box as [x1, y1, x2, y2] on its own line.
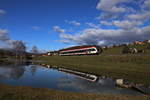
[134, 41, 144, 45]
[102, 46, 107, 49]
[42, 54, 47, 56]
[47, 51, 58, 56]
[144, 40, 150, 43]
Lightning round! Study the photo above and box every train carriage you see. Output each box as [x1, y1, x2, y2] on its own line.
[59, 45, 102, 56]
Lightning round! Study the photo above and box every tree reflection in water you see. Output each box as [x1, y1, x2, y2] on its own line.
[30, 65, 37, 76]
[0, 63, 26, 79]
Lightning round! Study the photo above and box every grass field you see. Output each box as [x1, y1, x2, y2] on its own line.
[0, 84, 149, 100]
[34, 55, 150, 85]
[102, 43, 150, 55]
[34, 44, 150, 85]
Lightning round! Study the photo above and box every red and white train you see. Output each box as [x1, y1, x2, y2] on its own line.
[59, 45, 102, 56]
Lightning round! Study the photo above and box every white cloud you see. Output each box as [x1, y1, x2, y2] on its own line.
[58, 40, 71, 44]
[97, 40, 107, 45]
[128, 11, 150, 21]
[0, 29, 8, 34]
[96, 0, 129, 13]
[59, 26, 150, 46]
[66, 20, 81, 26]
[96, 0, 137, 20]
[0, 29, 10, 42]
[100, 21, 112, 26]
[100, 20, 142, 29]
[142, 0, 150, 10]
[86, 23, 100, 28]
[0, 9, 6, 16]
[60, 33, 74, 40]
[113, 20, 142, 29]
[142, 26, 150, 35]
[53, 26, 65, 33]
[0, 29, 16, 49]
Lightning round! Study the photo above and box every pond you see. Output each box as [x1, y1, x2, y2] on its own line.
[0, 63, 142, 95]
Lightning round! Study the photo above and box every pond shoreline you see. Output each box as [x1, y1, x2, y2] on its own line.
[37, 63, 150, 95]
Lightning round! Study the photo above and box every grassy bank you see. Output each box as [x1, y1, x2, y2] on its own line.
[0, 84, 149, 100]
[0, 57, 11, 64]
[34, 55, 150, 85]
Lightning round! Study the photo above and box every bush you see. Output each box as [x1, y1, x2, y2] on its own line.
[147, 44, 150, 49]
[122, 46, 130, 54]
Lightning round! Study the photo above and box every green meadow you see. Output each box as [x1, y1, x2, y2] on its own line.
[34, 44, 150, 85]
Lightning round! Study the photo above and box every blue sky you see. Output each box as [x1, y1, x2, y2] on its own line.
[0, 0, 150, 51]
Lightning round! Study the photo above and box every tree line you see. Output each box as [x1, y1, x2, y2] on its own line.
[0, 40, 39, 60]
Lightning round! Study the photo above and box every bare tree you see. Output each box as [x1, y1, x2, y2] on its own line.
[31, 46, 38, 54]
[12, 40, 26, 59]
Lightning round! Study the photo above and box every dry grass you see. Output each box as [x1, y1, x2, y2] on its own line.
[0, 84, 149, 100]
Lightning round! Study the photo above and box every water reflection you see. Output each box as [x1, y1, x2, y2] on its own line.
[57, 75, 140, 94]
[0, 64, 142, 95]
[0, 64, 25, 79]
[29, 65, 37, 76]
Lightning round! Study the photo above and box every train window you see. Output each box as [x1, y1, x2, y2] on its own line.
[81, 50, 86, 52]
[88, 48, 96, 51]
[91, 48, 96, 51]
[74, 50, 79, 53]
